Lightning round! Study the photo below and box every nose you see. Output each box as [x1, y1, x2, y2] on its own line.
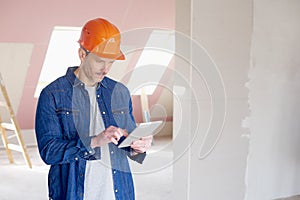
[97, 59, 113, 74]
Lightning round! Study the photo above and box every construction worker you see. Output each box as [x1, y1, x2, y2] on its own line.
[35, 18, 153, 200]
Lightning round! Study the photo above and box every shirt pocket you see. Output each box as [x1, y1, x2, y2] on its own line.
[112, 107, 133, 130]
[56, 108, 79, 139]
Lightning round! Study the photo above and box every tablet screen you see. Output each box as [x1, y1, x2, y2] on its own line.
[118, 121, 163, 148]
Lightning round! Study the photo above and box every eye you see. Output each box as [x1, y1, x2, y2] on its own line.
[96, 60, 105, 64]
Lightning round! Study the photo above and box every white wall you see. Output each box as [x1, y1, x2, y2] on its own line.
[173, 0, 192, 199]
[174, 0, 252, 199]
[245, 1, 300, 199]
[174, 0, 300, 200]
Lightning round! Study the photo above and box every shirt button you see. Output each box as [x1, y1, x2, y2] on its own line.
[89, 150, 93, 154]
[80, 174, 84, 177]
[66, 111, 69, 115]
[110, 151, 114, 154]
[113, 170, 116, 174]
[75, 157, 78, 161]
[115, 189, 118, 193]
[97, 95, 100, 98]
[102, 111, 106, 114]
[84, 152, 88, 156]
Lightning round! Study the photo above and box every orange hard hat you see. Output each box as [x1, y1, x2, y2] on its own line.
[78, 18, 125, 60]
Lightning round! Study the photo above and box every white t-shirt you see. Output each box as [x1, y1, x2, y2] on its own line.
[84, 85, 116, 200]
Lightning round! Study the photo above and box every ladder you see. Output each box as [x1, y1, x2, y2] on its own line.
[0, 73, 32, 168]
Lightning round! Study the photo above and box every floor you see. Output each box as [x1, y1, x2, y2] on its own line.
[1, 134, 299, 200]
[0, 136, 173, 200]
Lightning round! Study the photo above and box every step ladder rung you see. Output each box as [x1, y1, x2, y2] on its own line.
[7, 143, 23, 152]
[0, 72, 32, 168]
[7, 134, 17, 139]
[1, 122, 16, 131]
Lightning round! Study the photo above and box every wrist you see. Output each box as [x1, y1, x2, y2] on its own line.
[90, 131, 106, 148]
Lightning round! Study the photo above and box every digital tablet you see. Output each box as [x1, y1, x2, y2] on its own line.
[118, 121, 163, 148]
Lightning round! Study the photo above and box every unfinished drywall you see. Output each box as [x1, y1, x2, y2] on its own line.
[173, 0, 252, 199]
[0, 43, 33, 123]
[245, 1, 300, 199]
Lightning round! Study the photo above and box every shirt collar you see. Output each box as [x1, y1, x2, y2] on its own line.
[100, 77, 108, 88]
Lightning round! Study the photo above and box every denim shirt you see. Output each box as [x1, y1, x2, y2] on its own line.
[35, 67, 146, 200]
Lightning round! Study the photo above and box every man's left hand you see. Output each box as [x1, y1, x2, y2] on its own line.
[130, 135, 153, 154]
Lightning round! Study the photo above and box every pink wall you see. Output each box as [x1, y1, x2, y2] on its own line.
[0, 0, 174, 129]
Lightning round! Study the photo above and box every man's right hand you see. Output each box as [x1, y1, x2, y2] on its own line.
[90, 126, 128, 148]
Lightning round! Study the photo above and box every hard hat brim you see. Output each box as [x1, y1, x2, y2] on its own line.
[91, 50, 125, 60]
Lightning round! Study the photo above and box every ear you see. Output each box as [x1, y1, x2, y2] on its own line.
[78, 48, 86, 61]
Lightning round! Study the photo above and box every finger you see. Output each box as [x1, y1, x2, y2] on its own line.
[141, 135, 153, 141]
[131, 145, 147, 153]
[112, 131, 122, 141]
[115, 128, 127, 137]
[110, 137, 118, 145]
[131, 141, 147, 148]
[132, 140, 143, 146]
[122, 129, 129, 137]
[130, 144, 142, 151]
[133, 148, 145, 154]
[107, 126, 121, 134]
[140, 137, 152, 146]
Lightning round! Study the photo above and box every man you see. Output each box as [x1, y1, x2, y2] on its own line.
[35, 18, 152, 200]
